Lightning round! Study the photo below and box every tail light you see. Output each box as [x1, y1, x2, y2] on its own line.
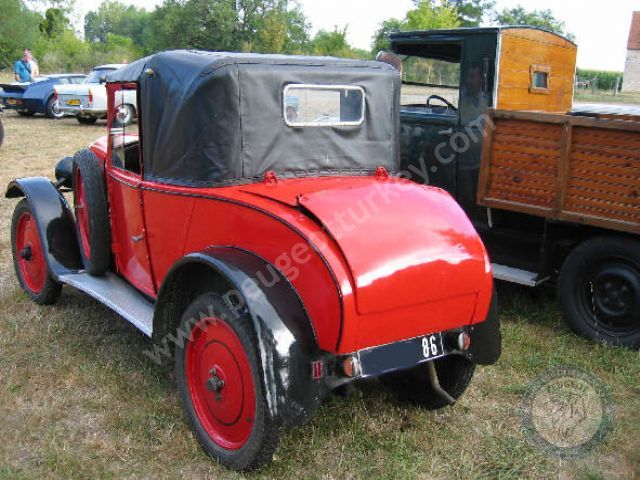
[341, 355, 360, 377]
[88, 89, 93, 105]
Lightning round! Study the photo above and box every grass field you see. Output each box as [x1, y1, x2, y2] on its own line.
[0, 109, 638, 480]
[573, 89, 640, 106]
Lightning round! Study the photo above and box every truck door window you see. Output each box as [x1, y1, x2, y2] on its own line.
[110, 89, 140, 174]
[401, 56, 460, 112]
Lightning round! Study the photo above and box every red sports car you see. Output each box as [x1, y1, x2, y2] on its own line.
[7, 51, 500, 471]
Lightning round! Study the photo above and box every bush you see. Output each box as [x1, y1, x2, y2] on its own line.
[576, 68, 623, 90]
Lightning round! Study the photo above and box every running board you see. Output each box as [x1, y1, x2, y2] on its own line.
[491, 263, 548, 287]
[58, 272, 154, 337]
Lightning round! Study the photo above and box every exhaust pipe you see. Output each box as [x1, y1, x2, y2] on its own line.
[426, 361, 456, 405]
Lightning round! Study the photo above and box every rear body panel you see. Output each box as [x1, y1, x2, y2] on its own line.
[121, 171, 493, 354]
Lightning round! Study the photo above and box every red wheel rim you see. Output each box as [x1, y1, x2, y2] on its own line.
[74, 169, 91, 259]
[186, 317, 256, 450]
[15, 211, 46, 293]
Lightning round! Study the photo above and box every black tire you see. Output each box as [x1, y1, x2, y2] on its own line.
[77, 116, 98, 125]
[558, 237, 640, 348]
[175, 293, 280, 471]
[384, 355, 476, 410]
[114, 104, 135, 127]
[73, 149, 111, 276]
[11, 199, 62, 305]
[17, 109, 35, 116]
[0, 118, 4, 147]
[45, 96, 64, 119]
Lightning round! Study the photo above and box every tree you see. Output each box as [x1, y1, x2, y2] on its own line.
[0, 0, 43, 68]
[404, 1, 460, 31]
[84, 1, 150, 46]
[371, 1, 460, 54]
[494, 6, 574, 40]
[310, 26, 352, 57]
[441, 0, 493, 27]
[143, 0, 311, 54]
[371, 18, 404, 54]
[410, 0, 493, 27]
[39, 7, 69, 38]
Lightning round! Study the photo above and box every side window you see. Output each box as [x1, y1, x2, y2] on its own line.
[283, 84, 365, 127]
[57, 78, 69, 85]
[530, 65, 550, 94]
[110, 89, 140, 174]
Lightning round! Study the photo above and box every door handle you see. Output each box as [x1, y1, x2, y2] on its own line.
[131, 234, 144, 242]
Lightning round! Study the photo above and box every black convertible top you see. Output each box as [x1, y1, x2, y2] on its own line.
[108, 50, 400, 187]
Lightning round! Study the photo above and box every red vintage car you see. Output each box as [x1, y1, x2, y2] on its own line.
[7, 51, 500, 471]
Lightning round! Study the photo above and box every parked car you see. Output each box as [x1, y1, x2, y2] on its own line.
[0, 74, 86, 118]
[54, 64, 136, 125]
[6, 51, 501, 471]
[390, 27, 640, 348]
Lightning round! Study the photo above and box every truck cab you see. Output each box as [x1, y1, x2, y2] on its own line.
[391, 28, 640, 348]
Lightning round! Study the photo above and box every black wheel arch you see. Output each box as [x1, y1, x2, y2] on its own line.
[543, 220, 639, 279]
[5, 177, 82, 278]
[153, 246, 327, 427]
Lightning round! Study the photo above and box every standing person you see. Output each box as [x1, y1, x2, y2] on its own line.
[27, 50, 39, 77]
[13, 50, 33, 82]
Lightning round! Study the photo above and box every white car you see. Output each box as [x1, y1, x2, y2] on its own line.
[54, 64, 136, 126]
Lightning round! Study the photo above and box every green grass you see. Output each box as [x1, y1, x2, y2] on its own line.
[573, 89, 640, 105]
[0, 110, 638, 479]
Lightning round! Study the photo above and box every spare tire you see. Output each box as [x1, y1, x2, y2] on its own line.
[73, 149, 111, 275]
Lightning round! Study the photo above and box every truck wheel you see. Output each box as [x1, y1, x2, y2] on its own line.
[384, 355, 476, 410]
[73, 149, 111, 276]
[558, 237, 640, 348]
[77, 116, 97, 125]
[175, 293, 279, 471]
[114, 104, 135, 127]
[45, 96, 64, 119]
[11, 199, 62, 304]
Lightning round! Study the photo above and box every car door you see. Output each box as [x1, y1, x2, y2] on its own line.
[106, 85, 155, 297]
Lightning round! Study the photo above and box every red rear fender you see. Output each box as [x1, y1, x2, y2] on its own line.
[241, 176, 493, 353]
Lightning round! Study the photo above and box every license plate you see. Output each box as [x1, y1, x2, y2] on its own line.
[357, 332, 446, 377]
[7, 99, 17, 105]
[420, 333, 444, 360]
[66, 99, 81, 106]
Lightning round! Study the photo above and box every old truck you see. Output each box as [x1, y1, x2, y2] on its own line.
[7, 51, 500, 470]
[389, 26, 640, 348]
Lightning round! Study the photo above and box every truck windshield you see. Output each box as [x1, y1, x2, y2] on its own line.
[401, 56, 460, 108]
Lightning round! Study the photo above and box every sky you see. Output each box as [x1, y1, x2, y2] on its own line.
[76, 0, 638, 71]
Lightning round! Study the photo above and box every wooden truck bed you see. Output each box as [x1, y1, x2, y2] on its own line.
[477, 109, 640, 234]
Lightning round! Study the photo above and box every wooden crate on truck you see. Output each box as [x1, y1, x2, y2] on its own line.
[477, 109, 640, 235]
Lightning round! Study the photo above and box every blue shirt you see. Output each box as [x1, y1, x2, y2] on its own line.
[14, 59, 31, 82]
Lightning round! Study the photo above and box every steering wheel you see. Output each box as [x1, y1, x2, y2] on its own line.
[426, 94, 458, 112]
